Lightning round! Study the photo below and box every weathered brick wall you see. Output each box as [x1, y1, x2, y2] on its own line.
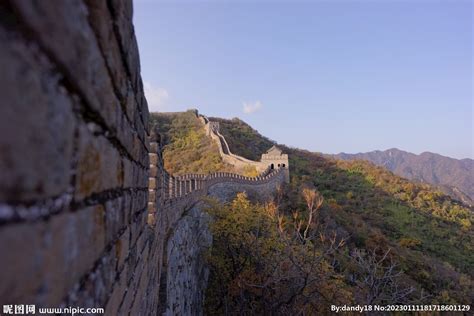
[150, 152, 286, 315]
[157, 171, 286, 315]
[162, 204, 211, 316]
[0, 1, 157, 314]
[140, 124, 286, 315]
[0, 1, 289, 314]
[206, 171, 287, 203]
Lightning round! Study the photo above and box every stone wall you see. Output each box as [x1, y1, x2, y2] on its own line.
[147, 127, 287, 315]
[163, 204, 211, 316]
[199, 113, 290, 183]
[207, 171, 287, 203]
[0, 1, 288, 314]
[152, 169, 286, 315]
[199, 115, 268, 173]
[149, 174, 285, 316]
[0, 0, 157, 314]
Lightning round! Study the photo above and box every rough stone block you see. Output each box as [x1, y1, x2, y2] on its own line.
[135, 232, 147, 260]
[0, 26, 75, 203]
[122, 158, 133, 189]
[0, 220, 46, 305]
[149, 178, 156, 190]
[10, 1, 151, 165]
[130, 261, 149, 316]
[130, 210, 146, 247]
[150, 165, 158, 178]
[118, 286, 134, 316]
[105, 265, 128, 316]
[133, 104, 147, 145]
[147, 213, 156, 226]
[148, 190, 156, 203]
[139, 167, 150, 188]
[43, 205, 106, 306]
[97, 246, 119, 296]
[74, 123, 123, 201]
[116, 227, 130, 270]
[68, 257, 109, 309]
[105, 196, 126, 245]
[122, 191, 133, 226]
[84, 0, 129, 107]
[11, 0, 121, 133]
[149, 142, 159, 153]
[130, 191, 146, 217]
[131, 135, 147, 167]
[109, 0, 139, 91]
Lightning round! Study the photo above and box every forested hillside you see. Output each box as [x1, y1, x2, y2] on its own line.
[334, 149, 474, 206]
[150, 111, 261, 177]
[209, 117, 275, 160]
[152, 112, 473, 312]
[150, 111, 236, 175]
[211, 117, 473, 309]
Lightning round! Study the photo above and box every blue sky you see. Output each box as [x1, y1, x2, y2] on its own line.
[134, 0, 473, 159]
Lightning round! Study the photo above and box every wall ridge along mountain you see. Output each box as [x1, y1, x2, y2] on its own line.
[198, 111, 290, 182]
[147, 124, 289, 315]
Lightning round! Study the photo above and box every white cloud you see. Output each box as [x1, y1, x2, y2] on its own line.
[144, 81, 169, 112]
[242, 100, 263, 114]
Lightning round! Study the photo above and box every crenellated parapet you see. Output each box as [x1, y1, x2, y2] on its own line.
[148, 115, 289, 217]
[198, 112, 290, 182]
[147, 140, 286, 211]
[146, 130, 288, 315]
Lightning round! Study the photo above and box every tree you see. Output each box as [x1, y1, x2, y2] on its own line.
[352, 248, 414, 305]
[292, 187, 324, 242]
[205, 193, 352, 315]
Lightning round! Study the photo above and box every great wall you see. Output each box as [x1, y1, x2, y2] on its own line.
[147, 123, 288, 315]
[199, 114, 290, 179]
[0, 1, 288, 315]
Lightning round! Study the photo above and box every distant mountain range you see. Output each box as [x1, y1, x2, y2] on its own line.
[333, 148, 474, 206]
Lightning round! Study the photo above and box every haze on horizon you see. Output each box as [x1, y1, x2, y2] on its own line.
[134, 0, 473, 160]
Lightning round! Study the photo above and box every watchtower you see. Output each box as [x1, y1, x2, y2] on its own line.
[260, 146, 290, 182]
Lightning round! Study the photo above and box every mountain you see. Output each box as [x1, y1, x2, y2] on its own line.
[152, 112, 473, 308]
[333, 149, 474, 206]
[149, 111, 236, 175]
[214, 118, 473, 306]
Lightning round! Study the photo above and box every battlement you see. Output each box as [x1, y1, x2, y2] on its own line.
[147, 131, 286, 225]
[199, 113, 290, 182]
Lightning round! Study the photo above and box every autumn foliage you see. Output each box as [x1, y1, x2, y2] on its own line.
[204, 192, 353, 315]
